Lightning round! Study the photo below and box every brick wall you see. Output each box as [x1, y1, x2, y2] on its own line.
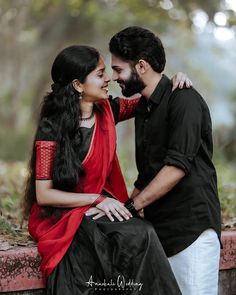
[0, 231, 235, 294]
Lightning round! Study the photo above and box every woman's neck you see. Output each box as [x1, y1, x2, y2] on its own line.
[79, 100, 95, 128]
[80, 100, 94, 117]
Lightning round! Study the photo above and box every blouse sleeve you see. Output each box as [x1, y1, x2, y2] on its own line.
[118, 97, 140, 122]
[35, 141, 57, 180]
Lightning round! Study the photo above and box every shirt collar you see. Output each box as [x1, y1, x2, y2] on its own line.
[148, 74, 171, 106]
[136, 74, 172, 113]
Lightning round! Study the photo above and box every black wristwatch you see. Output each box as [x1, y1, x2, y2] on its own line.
[125, 199, 139, 216]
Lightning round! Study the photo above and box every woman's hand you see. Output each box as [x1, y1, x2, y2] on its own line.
[96, 198, 132, 222]
[172, 72, 193, 91]
[85, 207, 106, 219]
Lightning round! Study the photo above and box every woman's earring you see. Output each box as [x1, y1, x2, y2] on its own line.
[79, 91, 84, 100]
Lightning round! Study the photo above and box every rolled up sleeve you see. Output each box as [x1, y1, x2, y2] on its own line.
[163, 89, 202, 174]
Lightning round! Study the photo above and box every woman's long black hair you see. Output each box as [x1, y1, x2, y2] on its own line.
[23, 45, 100, 218]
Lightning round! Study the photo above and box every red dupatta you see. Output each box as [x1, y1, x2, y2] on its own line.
[28, 100, 129, 279]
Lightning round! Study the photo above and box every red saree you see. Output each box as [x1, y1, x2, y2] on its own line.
[28, 100, 130, 279]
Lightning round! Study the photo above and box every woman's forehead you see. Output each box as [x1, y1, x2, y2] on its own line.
[96, 58, 106, 70]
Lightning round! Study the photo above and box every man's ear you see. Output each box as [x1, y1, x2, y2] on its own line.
[72, 79, 83, 93]
[135, 59, 150, 75]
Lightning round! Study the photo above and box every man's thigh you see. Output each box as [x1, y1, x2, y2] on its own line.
[168, 229, 220, 295]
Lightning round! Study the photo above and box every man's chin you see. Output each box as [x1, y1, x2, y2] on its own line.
[120, 88, 134, 97]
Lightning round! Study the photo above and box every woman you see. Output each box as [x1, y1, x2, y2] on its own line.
[23, 45, 185, 294]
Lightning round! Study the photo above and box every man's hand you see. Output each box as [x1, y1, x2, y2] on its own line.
[172, 72, 192, 91]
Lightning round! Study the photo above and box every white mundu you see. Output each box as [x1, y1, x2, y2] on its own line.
[168, 229, 220, 295]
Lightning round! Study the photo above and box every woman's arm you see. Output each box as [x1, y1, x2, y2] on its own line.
[36, 180, 132, 221]
[36, 180, 99, 207]
[35, 141, 99, 207]
[35, 140, 131, 220]
[118, 97, 140, 122]
[109, 96, 140, 123]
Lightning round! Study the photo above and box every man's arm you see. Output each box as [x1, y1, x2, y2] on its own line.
[133, 165, 185, 210]
[130, 187, 141, 199]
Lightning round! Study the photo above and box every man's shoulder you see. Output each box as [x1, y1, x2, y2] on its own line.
[168, 86, 207, 109]
[171, 86, 202, 98]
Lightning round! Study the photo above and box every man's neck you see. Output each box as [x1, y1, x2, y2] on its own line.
[141, 72, 163, 100]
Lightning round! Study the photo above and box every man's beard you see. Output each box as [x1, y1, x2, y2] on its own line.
[118, 68, 146, 97]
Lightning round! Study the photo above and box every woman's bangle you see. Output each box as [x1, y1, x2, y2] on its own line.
[93, 195, 106, 206]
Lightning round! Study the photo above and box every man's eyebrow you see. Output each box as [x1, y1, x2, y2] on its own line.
[111, 65, 121, 70]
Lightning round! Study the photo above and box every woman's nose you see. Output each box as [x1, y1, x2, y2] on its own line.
[105, 73, 111, 83]
[112, 71, 118, 81]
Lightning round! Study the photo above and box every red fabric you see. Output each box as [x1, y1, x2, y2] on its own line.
[118, 97, 140, 122]
[35, 141, 57, 179]
[28, 100, 129, 279]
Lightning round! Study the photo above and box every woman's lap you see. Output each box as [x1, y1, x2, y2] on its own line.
[46, 215, 181, 295]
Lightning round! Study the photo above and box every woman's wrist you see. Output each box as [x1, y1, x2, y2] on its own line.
[92, 194, 107, 206]
[90, 194, 100, 204]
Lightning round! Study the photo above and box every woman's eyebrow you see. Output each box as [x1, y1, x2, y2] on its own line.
[96, 67, 105, 72]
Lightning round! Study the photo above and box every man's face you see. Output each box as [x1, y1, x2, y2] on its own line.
[111, 55, 146, 97]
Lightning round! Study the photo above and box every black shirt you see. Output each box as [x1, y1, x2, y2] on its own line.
[134, 75, 221, 256]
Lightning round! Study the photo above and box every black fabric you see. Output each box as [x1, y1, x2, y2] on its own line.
[46, 215, 182, 295]
[79, 125, 95, 161]
[134, 74, 221, 256]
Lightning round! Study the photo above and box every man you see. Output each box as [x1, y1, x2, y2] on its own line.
[109, 26, 221, 295]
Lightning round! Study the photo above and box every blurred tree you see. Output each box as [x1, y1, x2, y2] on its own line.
[0, 0, 235, 160]
[223, 90, 236, 163]
[0, 0, 235, 221]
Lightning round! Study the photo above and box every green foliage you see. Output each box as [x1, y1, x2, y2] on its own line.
[214, 150, 236, 219]
[0, 161, 26, 211]
[0, 217, 17, 235]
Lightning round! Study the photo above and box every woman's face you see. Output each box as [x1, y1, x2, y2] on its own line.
[81, 58, 110, 102]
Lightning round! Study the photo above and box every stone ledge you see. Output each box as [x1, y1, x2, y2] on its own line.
[0, 247, 44, 292]
[0, 230, 235, 293]
[220, 230, 236, 270]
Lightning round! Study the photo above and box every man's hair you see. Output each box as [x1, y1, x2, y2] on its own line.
[109, 26, 166, 73]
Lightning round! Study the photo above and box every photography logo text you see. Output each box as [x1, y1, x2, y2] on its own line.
[85, 274, 143, 292]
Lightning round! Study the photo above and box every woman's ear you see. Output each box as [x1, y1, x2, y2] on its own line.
[72, 79, 84, 93]
[135, 59, 150, 75]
